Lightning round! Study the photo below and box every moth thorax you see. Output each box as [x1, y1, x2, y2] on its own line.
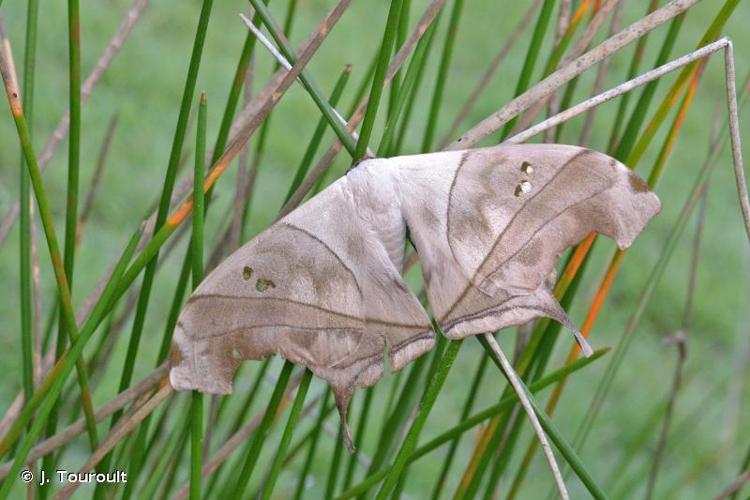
[347, 162, 407, 271]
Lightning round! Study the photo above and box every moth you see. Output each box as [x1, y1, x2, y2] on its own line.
[169, 143, 659, 441]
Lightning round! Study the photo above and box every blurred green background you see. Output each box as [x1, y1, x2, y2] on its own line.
[1, 0, 749, 497]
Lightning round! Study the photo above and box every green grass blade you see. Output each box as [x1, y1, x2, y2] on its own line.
[607, 0, 659, 152]
[730, 444, 750, 500]
[387, 0, 411, 121]
[97, 0, 216, 485]
[191, 92, 207, 286]
[499, 0, 556, 140]
[245, 0, 294, 179]
[248, 0, 357, 156]
[376, 339, 462, 499]
[260, 369, 313, 500]
[364, 350, 430, 479]
[613, 14, 684, 161]
[114, 0, 214, 414]
[205, 358, 273, 497]
[62, 0, 81, 308]
[18, 0, 39, 411]
[141, 412, 189, 499]
[0, 51, 99, 456]
[156, 257, 192, 363]
[49, 0, 90, 461]
[354, 0, 404, 159]
[377, 18, 439, 156]
[189, 91, 207, 500]
[431, 355, 488, 499]
[283, 65, 351, 204]
[478, 336, 608, 500]
[341, 388, 373, 491]
[293, 388, 331, 500]
[392, 17, 439, 155]
[325, 424, 346, 498]
[0, 224, 143, 498]
[420, 0, 464, 152]
[211, 4, 269, 163]
[17, 2, 40, 494]
[337, 348, 607, 499]
[230, 361, 294, 498]
[625, 0, 739, 166]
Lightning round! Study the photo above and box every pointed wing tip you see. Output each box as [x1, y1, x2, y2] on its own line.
[573, 330, 594, 358]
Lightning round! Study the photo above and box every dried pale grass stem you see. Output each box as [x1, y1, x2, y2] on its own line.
[0, 364, 168, 480]
[449, 0, 700, 148]
[482, 333, 569, 500]
[54, 383, 173, 499]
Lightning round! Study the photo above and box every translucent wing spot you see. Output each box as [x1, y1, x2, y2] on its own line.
[521, 161, 534, 174]
[255, 278, 276, 292]
[515, 180, 532, 196]
[231, 348, 242, 359]
[242, 266, 253, 280]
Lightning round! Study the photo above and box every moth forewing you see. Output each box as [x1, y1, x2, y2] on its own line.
[169, 143, 660, 436]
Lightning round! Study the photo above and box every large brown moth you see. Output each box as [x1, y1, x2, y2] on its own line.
[169, 143, 660, 442]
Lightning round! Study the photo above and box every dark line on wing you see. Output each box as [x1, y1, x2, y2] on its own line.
[332, 328, 434, 371]
[445, 151, 471, 267]
[483, 189, 605, 280]
[195, 323, 434, 371]
[281, 221, 364, 297]
[188, 294, 427, 330]
[442, 303, 561, 334]
[193, 323, 361, 341]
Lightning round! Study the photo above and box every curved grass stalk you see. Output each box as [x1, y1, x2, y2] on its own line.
[570, 38, 750, 461]
[481, 334, 569, 499]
